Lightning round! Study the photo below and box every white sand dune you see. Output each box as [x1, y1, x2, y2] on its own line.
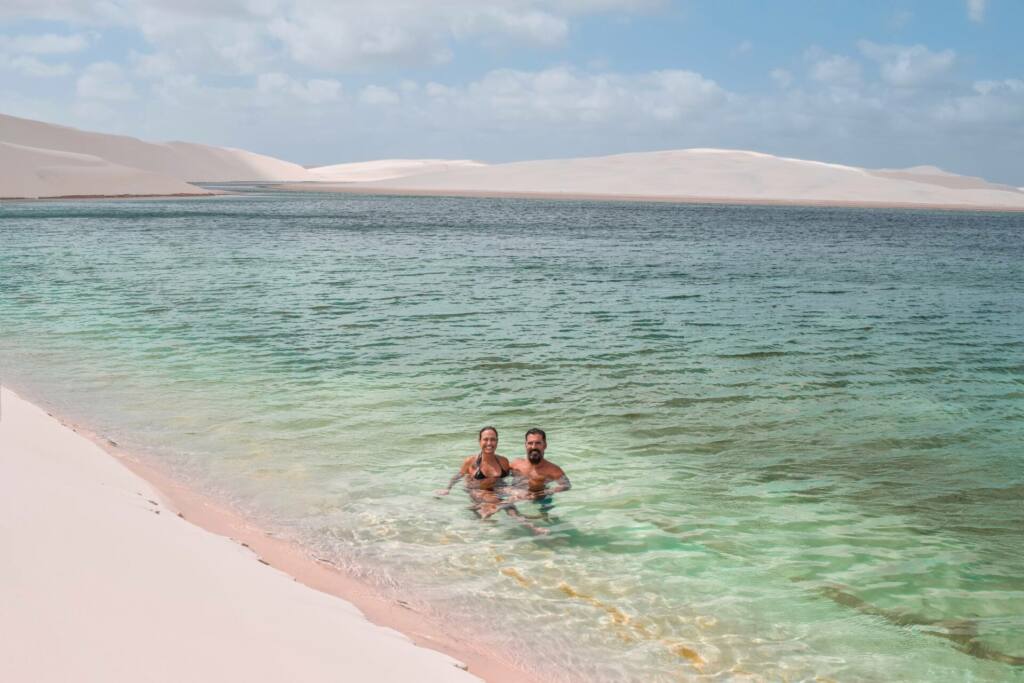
[308, 159, 486, 182]
[354, 149, 1024, 209]
[1, 112, 312, 183]
[870, 164, 1020, 192]
[0, 386, 479, 683]
[0, 141, 212, 199]
[5, 111, 1022, 208]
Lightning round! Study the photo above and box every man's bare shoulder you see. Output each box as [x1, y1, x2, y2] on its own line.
[543, 461, 566, 478]
[509, 458, 528, 471]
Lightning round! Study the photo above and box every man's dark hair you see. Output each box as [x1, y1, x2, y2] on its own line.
[479, 426, 498, 439]
[524, 428, 546, 442]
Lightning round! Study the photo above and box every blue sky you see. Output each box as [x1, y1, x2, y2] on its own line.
[2, 1, 1022, 184]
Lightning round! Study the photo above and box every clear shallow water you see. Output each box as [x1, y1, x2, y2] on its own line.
[1, 193, 1022, 681]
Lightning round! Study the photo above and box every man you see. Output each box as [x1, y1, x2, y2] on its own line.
[510, 428, 571, 500]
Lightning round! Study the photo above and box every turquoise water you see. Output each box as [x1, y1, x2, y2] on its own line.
[1, 193, 1022, 681]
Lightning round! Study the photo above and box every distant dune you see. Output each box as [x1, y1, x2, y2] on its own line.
[4, 112, 1024, 209]
[0, 112, 316, 198]
[0, 113, 311, 184]
[338, 149, 1024, 210]
[0, 112, 483, 199]
[0, 141, 212, 199]
[308, 159, 486, 182]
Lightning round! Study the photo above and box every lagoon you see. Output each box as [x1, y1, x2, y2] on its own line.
[1, 193, 1022, 681]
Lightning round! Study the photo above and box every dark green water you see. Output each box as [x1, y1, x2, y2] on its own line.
[1, 193, 1022, 681]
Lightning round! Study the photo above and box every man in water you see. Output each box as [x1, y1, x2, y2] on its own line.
[510, 428, 571, 500]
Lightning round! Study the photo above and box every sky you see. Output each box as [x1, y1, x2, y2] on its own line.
[1, 0, 1023, 184]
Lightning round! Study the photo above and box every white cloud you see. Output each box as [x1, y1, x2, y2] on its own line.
[302, 78, 344, 103]
[130, 51, 176, 79]
[497, 9, 568, 44]
[0, 32, 90, 77]
[0, 1, 124, 23]
[770, 68, 793, 89]
[152, 74, 201, 106]
[809, 54, 861, 86]
[265, 4, 567, 71]
[425, 81, 455, 99]
[0, 1, 645, 75]
[256, 72, 342, 104]
[551, 0, 664, 9]
[973, 78, 1024, 96]
[453, 8, 568, 46]
[267, 10, 452, 71]
[886, 10, 912, 30]
[76, 61, 136, 100]
[133, 5, 276, 75]
[359, 85, 400, 105]
[966, 0, 986, 22]
[71, 98, 118, 124]
[0, 32, 91, 54]
[732, 40, 753, 57]
[858, 41, 955, 87]
[936, 79, 1024, 125]
[643, 70, 727, 120]
[455, 66, 726, 126]
[0, 54, 73, 77]
[136, 63, 727, 135]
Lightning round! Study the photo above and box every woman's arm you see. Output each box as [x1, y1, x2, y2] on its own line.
[435, 472, 463, 496]
[435, 457, 471, 496]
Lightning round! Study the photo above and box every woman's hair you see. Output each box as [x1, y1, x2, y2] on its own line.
[478, 425, 499, 439]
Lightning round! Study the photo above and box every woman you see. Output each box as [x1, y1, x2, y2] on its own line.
[435, 426, 511, 516]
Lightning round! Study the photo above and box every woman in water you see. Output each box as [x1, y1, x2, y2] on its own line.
[435, 425, 511, 516]
[436, 426, 547, 534]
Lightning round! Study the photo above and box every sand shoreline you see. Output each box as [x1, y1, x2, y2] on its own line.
[0, 383, 537, 683]
[5, 183, 1024, 212]
[0, 192, 222, 201]
[7, 184, 1024, 212]
[271, 182, 1024, 213]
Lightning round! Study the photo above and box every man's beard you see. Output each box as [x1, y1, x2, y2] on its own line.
[527, 449, 543, 464]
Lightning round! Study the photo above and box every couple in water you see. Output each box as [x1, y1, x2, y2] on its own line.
[436, 427, 571, 535]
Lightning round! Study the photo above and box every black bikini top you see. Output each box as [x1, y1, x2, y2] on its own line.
[473, 454, 510, 480]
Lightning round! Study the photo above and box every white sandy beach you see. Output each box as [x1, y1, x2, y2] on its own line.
[0, 386, 485, 683]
